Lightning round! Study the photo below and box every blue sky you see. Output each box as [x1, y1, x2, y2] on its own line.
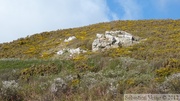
[0, 0, 180, 43]
[107, 0, 180, 20]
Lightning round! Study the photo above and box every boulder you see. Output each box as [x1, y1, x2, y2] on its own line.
[92, 30, 137, 51]
[64, 36, 76, 42]
[57, 47, 87, 55]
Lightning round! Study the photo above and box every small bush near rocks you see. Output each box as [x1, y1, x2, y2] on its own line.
[158, 73, 180, 93]
[0, 80, 23, 101]
[50, 78, 67, 95]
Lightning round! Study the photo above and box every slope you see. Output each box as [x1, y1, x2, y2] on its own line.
[0, 19, 180, 100]
[0, 20, 179, 60]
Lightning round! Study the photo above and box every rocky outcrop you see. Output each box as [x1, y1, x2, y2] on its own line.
[92, 30, 138, 51]
[64, 36, 76, 42]
[57, 47, 87, 55]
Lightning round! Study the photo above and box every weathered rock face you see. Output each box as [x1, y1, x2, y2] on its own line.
[57, 47, 87, 55]
[92, 30, 137, 51]
[64, 36, 76, 42]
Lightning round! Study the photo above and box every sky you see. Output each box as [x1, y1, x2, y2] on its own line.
[0, 0, 180, 43]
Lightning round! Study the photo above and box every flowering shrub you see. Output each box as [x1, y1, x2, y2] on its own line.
[155, 58, 180, 83]
[0, 80, 22, 101]
[50, 78, 67, 94]
[158, 73, 180, 93]
[19, 64, 59, 81]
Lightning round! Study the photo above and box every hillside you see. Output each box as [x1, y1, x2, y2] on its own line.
[0, 19, 180, 100]
[0, 19, 179, 60]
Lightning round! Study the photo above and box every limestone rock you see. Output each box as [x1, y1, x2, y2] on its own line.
[64, 36, 76, 42]
[69, 47, 87, 54]
[92, 30, 137, 51]
[57, 47, 87, 55]
[57, 50, 64, 55]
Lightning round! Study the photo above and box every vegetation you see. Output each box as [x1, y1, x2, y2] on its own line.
[0, 19, 180, 100]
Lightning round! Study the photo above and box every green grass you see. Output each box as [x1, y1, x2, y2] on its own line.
[0, 59, 44, 69]
[0, 59, 74, 69]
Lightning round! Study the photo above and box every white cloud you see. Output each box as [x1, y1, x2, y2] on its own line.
[116, 0, 142, 20]
[0, 0, 115, 43]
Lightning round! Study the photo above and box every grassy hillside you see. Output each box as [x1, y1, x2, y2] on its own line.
[1, 19, 180, 60]
[0, 19, 180, 100]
